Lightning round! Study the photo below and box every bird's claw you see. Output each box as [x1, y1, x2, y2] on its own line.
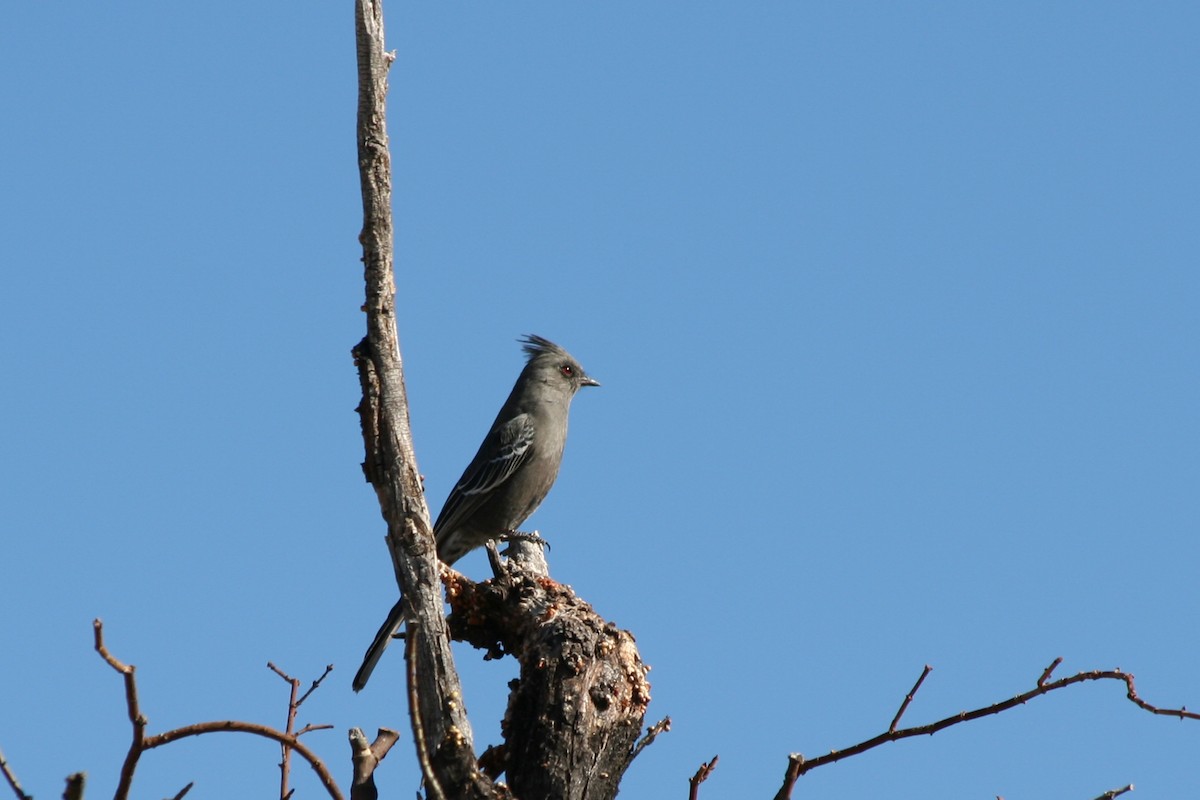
[500, 529, 551, 551]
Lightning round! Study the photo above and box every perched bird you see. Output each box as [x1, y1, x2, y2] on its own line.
[353, 334, 599, 692]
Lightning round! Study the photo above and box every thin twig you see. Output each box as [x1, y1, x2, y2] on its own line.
[95, 620, 343, 800]
[0, 747, 32, 800]
[167, 781, 195, 800]
[94, 619, 146, 800]
[687, 756, 718, 800]
[1094, 785, 1134, 800]
[407, 625, 446, 800]
[267, 661, 335, 800]
[297, 665, 334, 707]
[778, 658, 1199, 793]
[1038, 657, 1064, 687]
[268, 662, 302, 800]
[889, 665, 932, 732]
[630, 717, 672, 762]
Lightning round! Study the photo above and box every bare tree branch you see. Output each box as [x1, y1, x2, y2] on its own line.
[62, 773, 84, 800]
[0, 747, 32, 800]
[631, 717, 672, 763]
[406, 626, 446, 800]
[166, 781, 194, 800]
[351, 0, 496, 795]
[1038, 656, 1064, 687]
[268, 662, 335, 800]
[297, 665, 335, 708]
[889, 664, 932, 732]
[687, 756, 718, 800]
[348, 727, 400, 800]
[268, 662, 301, 800]
[772, 754, 803, 800]
[94, 619, 146, 800]
[94, 620, 342, 800]
[777, 658, 1199, 795]
[1093, 785, 1134, 800]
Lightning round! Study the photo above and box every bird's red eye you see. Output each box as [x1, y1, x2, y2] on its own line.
[561, 364, 574, 377]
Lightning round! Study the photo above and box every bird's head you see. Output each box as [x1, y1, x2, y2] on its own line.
[520, 334, 600, 395]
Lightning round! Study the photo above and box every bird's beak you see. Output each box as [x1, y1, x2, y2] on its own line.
[581, 376, 601, 388]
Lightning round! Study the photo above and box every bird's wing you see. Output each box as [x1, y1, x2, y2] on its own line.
[434, 413, 535, 536]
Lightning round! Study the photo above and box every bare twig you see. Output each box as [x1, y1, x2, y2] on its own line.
[298, 665, 335, 707]
[1038, 656, 1064, 687]
[167, 781, 194, 800]
[407, 625, 446, 800]
[778, 658, 1198, 793]
[630, 717, 672, 762]
[94, 618, 147, 800]
[267, 662, 333, 799]
[772, 754, 804, 800]
[0, 747, 32, 800]
[95, 620, 343, 800]
[889, 664, 932, 732]
[62, 772, 85, 800]
[687, 756, 718, 800]
[1094, 785, 1134, 800]
[268, 661, 301, 800]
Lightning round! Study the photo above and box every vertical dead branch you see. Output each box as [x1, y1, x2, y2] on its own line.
[688, 756, 718, 800]
[351, 0, 494, 795]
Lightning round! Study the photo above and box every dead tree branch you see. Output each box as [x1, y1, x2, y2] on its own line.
[0, 747, 32, 800]
[631, 717, 672, 764]
[93, 620, 342, 800]
[773, 658, 1199, 798]
[62, 773, 84, 800]
[687, 756, 718, 800]
[348, 727, 400, 800]
[351, 0, 495, 795]
[268, 662, 335, 800]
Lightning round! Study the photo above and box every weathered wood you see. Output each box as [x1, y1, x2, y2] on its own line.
[448, 542, 651, 800]
[352, 0, 495, 796]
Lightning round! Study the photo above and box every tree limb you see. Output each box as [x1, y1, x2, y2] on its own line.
[0, 747, 32, 800]
[688, 756, 718, 800]
[774, 658, 1199, 798]
[351, 0, 495, 795]
[94, 619, 342, 800]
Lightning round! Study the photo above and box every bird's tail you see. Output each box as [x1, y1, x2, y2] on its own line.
[352, 598, 405, 692]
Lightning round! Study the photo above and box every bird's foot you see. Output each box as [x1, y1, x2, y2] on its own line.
[499, 529, 550, 550]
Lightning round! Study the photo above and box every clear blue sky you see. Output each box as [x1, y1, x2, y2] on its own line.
[3, 3, 1198, 798]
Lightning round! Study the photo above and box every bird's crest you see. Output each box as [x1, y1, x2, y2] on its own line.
[520, 334, 568, 362]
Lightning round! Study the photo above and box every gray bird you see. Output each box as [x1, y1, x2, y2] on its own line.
[353, 334, 599, 692]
